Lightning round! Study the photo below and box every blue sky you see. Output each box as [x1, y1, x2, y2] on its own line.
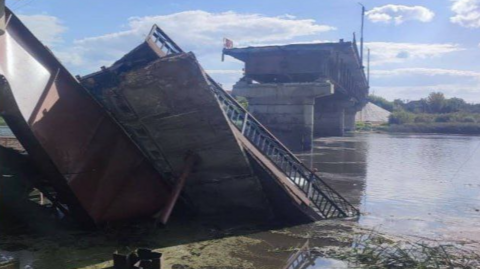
[6, 0, 480, 102]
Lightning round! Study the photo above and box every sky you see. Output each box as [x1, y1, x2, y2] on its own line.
[5, 0, 480, 103]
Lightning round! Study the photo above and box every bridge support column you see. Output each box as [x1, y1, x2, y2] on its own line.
[344, 107, 357, 132]
[314, 98, 349, 137]
[233, 81, 334, 151]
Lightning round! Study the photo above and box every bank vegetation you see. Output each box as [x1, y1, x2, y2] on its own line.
[367, 93, 480, 135]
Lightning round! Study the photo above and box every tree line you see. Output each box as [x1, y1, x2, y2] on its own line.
[367, 93, 480, 130]
[369, 92, 480, 114]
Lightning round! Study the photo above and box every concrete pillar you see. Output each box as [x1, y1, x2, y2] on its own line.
[248, 100, 314, 151]
[344, 108, 357, 132]
[314, 98, 346, 137]
[233, 81, 333, 151]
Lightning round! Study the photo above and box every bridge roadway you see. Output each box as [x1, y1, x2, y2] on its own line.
[224, 40, 369, 151]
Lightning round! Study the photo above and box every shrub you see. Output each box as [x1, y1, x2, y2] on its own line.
[387, 122, 480, 135]
[461, 116, 476, 123]
[414, 114, 433, 123]
[368, 95, 394, 112]
[434, 114, 452, 123]
[235, 96, 248, 109]
[389, 111, 415, 125]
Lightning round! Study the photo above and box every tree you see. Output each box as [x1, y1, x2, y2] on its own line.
[427, 92, 446, 113]
[393, 99, 406, 111]
[368, 95, 394, 111]
[404, 99, 428, 113]
[444, 97, 467, 113]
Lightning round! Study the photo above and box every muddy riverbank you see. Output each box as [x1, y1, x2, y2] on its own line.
[1, 133, 480, 268]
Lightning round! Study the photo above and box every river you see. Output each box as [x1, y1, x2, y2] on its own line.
[0, 126, 13, 137]
[1, 132, 479, 268]
[302, 133, 480, 242]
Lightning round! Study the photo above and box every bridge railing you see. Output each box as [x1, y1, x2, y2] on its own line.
[148, 25, 360, 219]
[210, 79, 359, 218]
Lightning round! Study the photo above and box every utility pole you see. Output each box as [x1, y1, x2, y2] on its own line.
[359, 3, 366, 67]
[0, 0, 5, 36]
[367, 48, 371, 87]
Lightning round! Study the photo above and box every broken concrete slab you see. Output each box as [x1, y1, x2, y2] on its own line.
[82, 51, 272, 220]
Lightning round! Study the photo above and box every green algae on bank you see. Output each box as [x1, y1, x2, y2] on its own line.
[2, 219, 480, 269]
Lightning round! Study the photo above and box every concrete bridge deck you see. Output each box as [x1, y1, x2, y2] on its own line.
[224, 40, 369, 151]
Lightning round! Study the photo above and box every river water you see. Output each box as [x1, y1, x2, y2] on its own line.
[1, 132, 480, 268]
[301, 133, 480, 242]
[0, 126, 13, 137]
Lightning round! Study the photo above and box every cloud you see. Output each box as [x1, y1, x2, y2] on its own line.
[372, 68, 480, 78]
[366, 5, 435, 25]
[56, 10, 335, 74]
[18, 14, 67, 46]
[207, 70, 245, 90]
[451, 0, 480, 28]
[366, 42, 463, 66]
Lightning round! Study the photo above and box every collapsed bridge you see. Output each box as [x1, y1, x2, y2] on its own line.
[0, 7, 359, 228]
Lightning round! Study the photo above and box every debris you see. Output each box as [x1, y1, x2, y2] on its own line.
[113, 249, 162, 269]
[0, 254, 18, 269]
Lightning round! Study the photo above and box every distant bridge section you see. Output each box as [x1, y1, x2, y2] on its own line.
[224, 39, 369, 151]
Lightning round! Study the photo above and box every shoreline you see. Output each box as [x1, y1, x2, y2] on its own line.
[357, 122, 480, 136]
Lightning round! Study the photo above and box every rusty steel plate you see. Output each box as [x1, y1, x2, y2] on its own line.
[0, 8, 172, 226]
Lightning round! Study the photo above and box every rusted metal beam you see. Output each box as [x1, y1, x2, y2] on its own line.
[1, 8, 174, 227]
[155, 153, 199, 225]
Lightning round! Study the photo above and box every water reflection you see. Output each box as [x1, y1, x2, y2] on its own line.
[300, 133, 480, 242]
[298, 135, 367, 207]
[283, 240, 348, 269]
[0, 126, 13, 137]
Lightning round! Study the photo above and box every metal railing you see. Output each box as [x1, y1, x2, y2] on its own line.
[283, 241, 315, 269]
[148, 25, 360, 219]
[209, 79, 359, 218]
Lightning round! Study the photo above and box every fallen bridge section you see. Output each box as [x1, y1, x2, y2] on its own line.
[81, 48, 273, 220]
[0, 9, 177, 226]
[81, 25, 359, 222]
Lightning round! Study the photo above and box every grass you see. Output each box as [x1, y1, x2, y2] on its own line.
[386, 123, 480, 135]
[327, 231, 480, 269]
[389, 111, 480, 125]
[357, 121, 480, 135]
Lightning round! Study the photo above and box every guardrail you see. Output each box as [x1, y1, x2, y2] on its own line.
[209, 79, 359, 218]
[148, 25, 360, 219]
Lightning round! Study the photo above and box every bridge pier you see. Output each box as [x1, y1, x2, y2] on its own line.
[314, 98, 361, 136]
[233, 81, 334, 151]
[344, 106, 358, 132]
[345, 103, 362, 132]
[314, 98, 348, 137]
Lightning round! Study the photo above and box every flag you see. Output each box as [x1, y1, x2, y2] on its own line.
[223, 38, 234, 49]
